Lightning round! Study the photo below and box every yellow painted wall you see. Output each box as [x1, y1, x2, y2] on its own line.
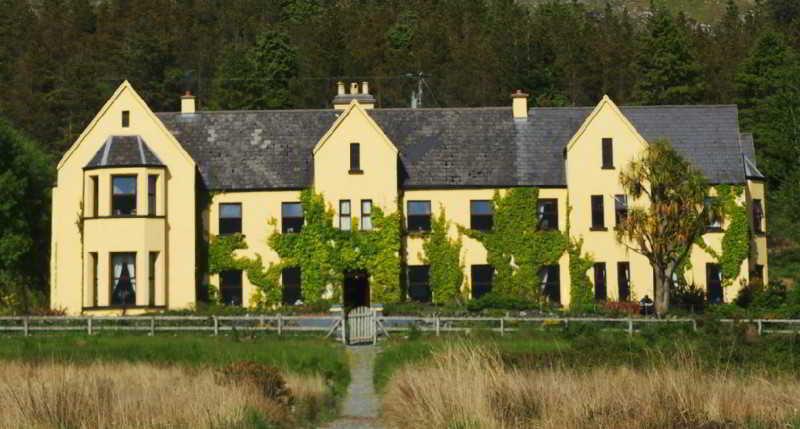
[51, 81, 196, 314]
[208, 190, 301, 307]
[747, 179, 768, 283]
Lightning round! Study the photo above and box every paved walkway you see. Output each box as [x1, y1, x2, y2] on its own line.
[321, 346, 383, 429]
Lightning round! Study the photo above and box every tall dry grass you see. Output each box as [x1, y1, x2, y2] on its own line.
[382, 344, 800, 429]
[0, 361, 330, 429]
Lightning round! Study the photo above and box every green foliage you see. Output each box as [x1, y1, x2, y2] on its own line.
[634, 5, 703, 104]
[211, 30, 298, 110]
[567, 238, 596, 314]
[465, 293, 542, 312]
[463, 188, 568, 302]
[208, 234, 282, 306]
[716, 185, 750, 284]
[0, 118, 52, 314]
[421, 209, 463, 304]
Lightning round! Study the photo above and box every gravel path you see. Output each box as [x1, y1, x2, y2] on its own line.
[321, 346, 383, 429]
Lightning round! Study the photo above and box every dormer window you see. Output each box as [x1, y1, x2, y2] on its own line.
[602, 138, 613, 169]
[122, 110, 130, 128]
[349, 143, 362, 173]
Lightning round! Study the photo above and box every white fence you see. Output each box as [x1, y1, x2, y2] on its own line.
[0, 315, 798, 338]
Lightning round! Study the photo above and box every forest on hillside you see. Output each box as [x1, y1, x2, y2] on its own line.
[2, 0, 800, 309]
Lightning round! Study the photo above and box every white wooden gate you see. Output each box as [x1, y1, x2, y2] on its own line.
[345, 306, 376, 345]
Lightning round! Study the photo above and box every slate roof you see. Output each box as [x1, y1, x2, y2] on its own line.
[738, 132, 765, 180]
[85, 135, 163, 169]
[155, 104, 755, 191]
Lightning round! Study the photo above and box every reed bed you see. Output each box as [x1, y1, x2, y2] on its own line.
[0, 361, 330, 428]
[382, 344, 800, 428]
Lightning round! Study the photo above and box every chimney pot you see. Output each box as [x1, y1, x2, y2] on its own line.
[361, 81, 369, 94]
[181, 91, 196, 114]
[350, 82, 359, 95]
[511, 89, 529, 120]
[337, 81, 345, 96]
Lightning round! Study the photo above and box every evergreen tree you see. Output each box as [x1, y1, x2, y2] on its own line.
[211, 30, 298, 110]
[635, 6, 704, 104]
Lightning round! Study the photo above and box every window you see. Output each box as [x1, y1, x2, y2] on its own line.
[538, 199, 558, 230]
[149, 252, 158, 307]
[591, 195, 605, 229]
[753, 199, 764, 234]
[602, 138, 613, 169]
[539, 265, 561, 304]
[705, 197, 723, 231]
[751, 264, 765, 283]
[148, 175, 158, 216]
[282, 267, 302, 305]
[89, 176, 99, 217]
[407, 201, 431, 232]
[339, 200, 351, 231]
[614, 195, 628, 226]
[112, 176, 137, 216]
[282, 202, 304, 233]
[706, 264, 723, 304]
[220, 270, 243, 306]
[593, 262, 607, 301]
[350, 143, 361, 172]
[90, 252, 98, 307]
[122, 110, 130, 127]
[471, 265, 493, 299]
[470, 200, 493, 231]
[111, 252, 136, 306]
[219, 203, 242, 235]
[361, 200, 373, 230]
[617, 262, 630, 301]
[408, 265, 431, 302]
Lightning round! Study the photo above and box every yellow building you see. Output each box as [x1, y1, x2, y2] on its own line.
[50, 81, 767, 314]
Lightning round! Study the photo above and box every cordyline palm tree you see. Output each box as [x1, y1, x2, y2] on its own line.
[615, 139, 719, 316]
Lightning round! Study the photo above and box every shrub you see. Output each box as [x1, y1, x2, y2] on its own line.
[670, 283, 705, 313]
[466, 293, 538, 312]
[217, 361, 290, 404]
[600, 301, 640, 316]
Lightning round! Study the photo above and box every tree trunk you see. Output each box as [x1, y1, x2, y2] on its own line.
[653, 268, 671, 316]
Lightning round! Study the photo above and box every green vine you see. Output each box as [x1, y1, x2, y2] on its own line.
[697, 185, 750, 286]
[420, 208, 464, 303]
[462, 188, 568, 302]
[208, 234, 281, 305]
[567, 237, 595, 313]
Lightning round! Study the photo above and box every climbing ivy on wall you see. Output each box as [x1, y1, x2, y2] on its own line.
[421, 208, 464, 303]
[701, 185, 750, 286]
[462, 188, 568, 301]
[211, 189, 402, 308]
[567, 237, 595, 313]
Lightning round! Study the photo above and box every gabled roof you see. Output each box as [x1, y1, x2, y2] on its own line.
[156, 103, 755, 191]
[85, 135, 163, 169]
[739, 132, 764, 180]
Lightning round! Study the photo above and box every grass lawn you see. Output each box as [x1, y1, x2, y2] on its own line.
[0, 333, 349, 396]
[375, 322, 800, 391]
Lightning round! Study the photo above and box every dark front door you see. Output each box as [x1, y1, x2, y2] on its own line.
[344, 270, 369, 309]
[707, 264, 723, 304]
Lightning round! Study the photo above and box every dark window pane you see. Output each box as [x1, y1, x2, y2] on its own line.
[407, 201, 431, 215]
[407, 201, 432, 232]
[539, 265, 561, 304]
[91, 176, 99, 217]
[594, 262, 607, 301]
[282, 267, 302, 305]
[149, 252, 158, 307]
[219, 203, 242, 235]
[617, 262, 630, 301]
[282, 202, 304, 233]
[361, 200, 373, 230]
[148, 175, 158, 216]
[111, 252, 136, 306]
[591, 195, 604, 229]
[705, 197, 723, 230]
[112, 176, 137, 216]
[220, 270, 243, 306]
[408, 265, 431, 302]
[707, 264, 723, 304]
[122, 110, 130, 127]
[350, 143, 361, 171]
[753, 200, 764, 233]
[602, 138, 613, 168]
[614, 195, 628, 225]
[470, 200, 493, 231]
[538, 199, 558, 230]
[471, 265, 493, 299]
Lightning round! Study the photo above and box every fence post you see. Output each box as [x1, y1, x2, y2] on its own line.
[627, 318, 633, 336]
[213, 316, 219, 336]
[500, 318, 505, 336]
[259, 315, 265, 332]
[23, 316, 29, 337]
[372, 309, 377, 345]
[277, 313, 283, 336]
[341, 313, 347, 345]
[87, 317, 93, 336]
[435, 315, 440, 337]
[692, 319, 698, 332]
[149, 317, 155, 336]
[757, 320, 763, 336]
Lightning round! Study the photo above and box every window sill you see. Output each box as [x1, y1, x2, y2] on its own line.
[219, 233, 246, 238]
[601, 166, 615, 170]
[83, 305, 166, 310]
[406, 230, 431, 237]
[590, 227, 608, 231]
[754, 231, 766, 237]
[348, 169, 364, 175]
[705, 227, 724, 233]
[84, 215, 166, 220]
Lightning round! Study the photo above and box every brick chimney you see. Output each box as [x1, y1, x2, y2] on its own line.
[181, 91, 196, 114]
[333, 81, 375, 110]
[511, 90, 529, 120]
